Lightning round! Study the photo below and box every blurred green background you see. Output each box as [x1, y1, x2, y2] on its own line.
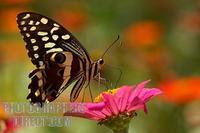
[1, 0, 200, 133]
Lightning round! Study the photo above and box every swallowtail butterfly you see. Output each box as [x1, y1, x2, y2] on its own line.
[17, 12, 106, 106]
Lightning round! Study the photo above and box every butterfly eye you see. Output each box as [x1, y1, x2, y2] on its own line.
[54, 53, 66, 64]
[99, 59, 104, 65]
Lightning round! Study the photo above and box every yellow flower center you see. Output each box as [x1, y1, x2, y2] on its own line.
[94, 88, 119, 102]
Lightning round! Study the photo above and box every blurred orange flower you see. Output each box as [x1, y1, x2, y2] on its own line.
[140, 47, 168, 68]
[160, 77, 200, 104]
[0, 42, 27, 63]
[0, 8, 26, 33]
[138, 47, 175, 81]
[53, 10, 88, 31]
[2, 0, 31, 4]
[124, 21, 163, 47]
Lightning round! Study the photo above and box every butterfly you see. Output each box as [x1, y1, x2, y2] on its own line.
[16, 12, 107, 106]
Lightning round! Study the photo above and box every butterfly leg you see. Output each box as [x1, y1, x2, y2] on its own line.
[94, 75, 111, 90]
[81, 87, 86, 102]
[98, 73, 101, 87]
[88, 84, 93, 102]
[100, 77, 112, 89]
[99, 72, 112, 89]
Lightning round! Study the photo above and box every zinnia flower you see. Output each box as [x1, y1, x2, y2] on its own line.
[64, 80, 162, 133]
[0, 8, 27, 33]
[160, 77, 200, 104]
[124, 21, 163, 48]
[53, 10, 87, 31]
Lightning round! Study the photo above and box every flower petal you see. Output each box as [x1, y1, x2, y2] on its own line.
[64, 102, 106, 121]
[87, 102, 105, 111]
[89, 110, 106, 119]
[128, 80, 150, 103]
[127, 97, 145, 112]
[115, 86, 133, 112]
[102, 93, 119, 115]
[139, 88, 162, 102]
[101, 107, 112, 117]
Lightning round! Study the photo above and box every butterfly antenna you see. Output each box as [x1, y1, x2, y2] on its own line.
[101, 35, 120, 58]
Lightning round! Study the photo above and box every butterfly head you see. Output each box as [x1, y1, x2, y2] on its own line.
[98, 58, 104, 67]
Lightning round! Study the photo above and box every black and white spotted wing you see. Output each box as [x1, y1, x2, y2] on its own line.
[26, 51, 86, 105]
[17, 12, 107, 106]
[17, 12, 92, 67]
[16, 12, 96, 105]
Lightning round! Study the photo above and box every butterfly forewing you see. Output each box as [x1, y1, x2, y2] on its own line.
[17, 12, 91, 67]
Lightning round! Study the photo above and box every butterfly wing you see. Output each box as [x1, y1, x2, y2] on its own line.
[17, 12, 91, 104]
[17, 12, 91, 67]
[70, 74, 86, 102]
[26, 51, 85, 105]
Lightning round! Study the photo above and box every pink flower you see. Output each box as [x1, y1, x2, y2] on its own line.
[64, 80, 162, 121]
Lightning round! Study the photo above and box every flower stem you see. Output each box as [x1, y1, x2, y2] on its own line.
[112, 126, 129, 133]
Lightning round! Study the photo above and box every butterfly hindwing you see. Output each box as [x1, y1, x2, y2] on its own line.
[70, 74, 86, 102]
[43, 52, 85, 102]
[27, 51, 86, 105]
